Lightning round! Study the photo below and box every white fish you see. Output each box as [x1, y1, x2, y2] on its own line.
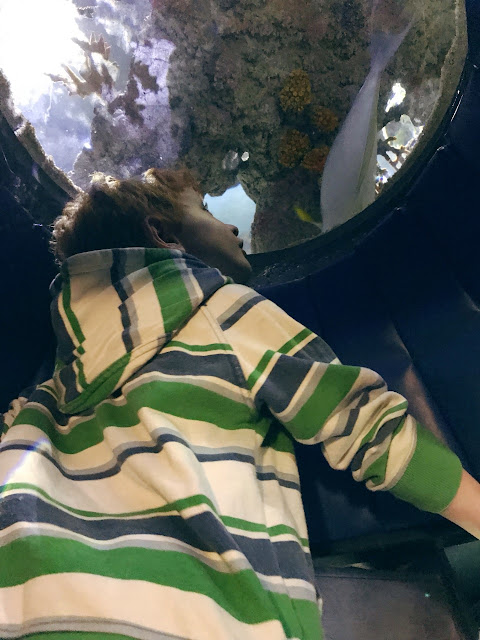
[320, 5, 413, 232]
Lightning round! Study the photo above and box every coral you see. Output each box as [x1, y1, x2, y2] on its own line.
[278, 129, 311, 168]
[280, 70, 312, 113]
[301, 145, 330, 173]
[310, 106, 339, 133]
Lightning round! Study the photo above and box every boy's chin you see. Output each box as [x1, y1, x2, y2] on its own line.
[232, 260, 253, 285]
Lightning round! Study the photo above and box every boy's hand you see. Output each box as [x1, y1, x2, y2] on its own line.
[441, 469, 480, 540]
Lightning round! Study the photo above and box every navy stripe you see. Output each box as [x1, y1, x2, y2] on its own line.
[28, 387, 69, 427]
[337, 382, 385, 441]
[111, 249, 134, 353]
[0, 438, 299, 491]
[50, 296, 76, 366]
[350, 414, 406, 474]
[183, 254, 229, 299]
[59, 363, 81, 404]
[295, 335, 337, 363]
[258, 354, 314, 415]
[0, 493, 312, 581]
[138, 350, 246, 388]
[255, 471, 300, 492]
[0, 432, 187, 481]
[220, 294, 264, 331]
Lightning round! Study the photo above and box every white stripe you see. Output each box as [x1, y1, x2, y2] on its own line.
[203, 458, 309, 540]
[163, 345, 233, 357]
[1, 522, 314, 601]
[121, 275, 164, 352]
[0, 573, 288, 639]
[0, 448, 219, 515]
[68, 261, 127, 385]
[0, 443, 307, 538]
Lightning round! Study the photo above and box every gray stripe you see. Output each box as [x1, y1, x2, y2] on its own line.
[111, 249, 134, 353]
[173, 254, 199, 305]
[350, 415, 406, 475]
[0, 617, 192, 640]
[383, 420, 417, 490]
[217, 290, 263, 329]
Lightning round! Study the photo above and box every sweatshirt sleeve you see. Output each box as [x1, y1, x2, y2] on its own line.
[218, 286, 463, 515]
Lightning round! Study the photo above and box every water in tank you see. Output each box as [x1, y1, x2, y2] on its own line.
[0, 0, 467, 253]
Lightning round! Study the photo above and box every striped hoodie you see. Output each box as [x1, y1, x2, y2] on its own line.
[0, 248, 463, 640]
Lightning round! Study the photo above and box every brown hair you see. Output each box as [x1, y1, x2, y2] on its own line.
[50, 167, 201, 264]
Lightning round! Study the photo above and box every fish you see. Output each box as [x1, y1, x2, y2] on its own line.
[320, 1, 414, 233]
[294, 205, 320, 224]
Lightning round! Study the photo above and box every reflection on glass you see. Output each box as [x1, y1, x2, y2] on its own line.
[0, 0, 465, 253]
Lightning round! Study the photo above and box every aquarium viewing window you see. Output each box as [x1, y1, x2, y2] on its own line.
[0, 0, 467, 253]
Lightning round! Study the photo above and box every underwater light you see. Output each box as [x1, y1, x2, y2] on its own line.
[385, 82, 407, 113]
[0, 0, 84, 105]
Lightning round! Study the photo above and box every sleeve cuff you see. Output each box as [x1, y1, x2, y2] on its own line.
[389, 422, 463, 513]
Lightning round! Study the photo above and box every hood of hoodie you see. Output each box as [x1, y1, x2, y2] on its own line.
[50, 248, 231, 414]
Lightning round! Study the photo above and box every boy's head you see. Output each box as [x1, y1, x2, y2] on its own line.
[51, 167, 252, 284]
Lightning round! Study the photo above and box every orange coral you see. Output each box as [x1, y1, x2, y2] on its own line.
[301, 145, 330, 173]
[280, 70, 312, 114]
[311, 106, 339, 132]
[279, 129, 311, 168]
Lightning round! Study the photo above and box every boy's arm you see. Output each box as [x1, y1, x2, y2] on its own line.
[216, 287, 466, 518]
[441, 469, 480, 540]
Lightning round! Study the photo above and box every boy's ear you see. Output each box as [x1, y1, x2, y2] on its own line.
[145, 217, 185, 251]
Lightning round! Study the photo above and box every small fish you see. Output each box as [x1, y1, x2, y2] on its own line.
[320, 2, 414, 232]
[294, 205, 320, 224]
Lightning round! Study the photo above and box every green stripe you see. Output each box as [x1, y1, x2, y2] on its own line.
[390, 422, 463, 513]
[247, 330, 313, 390]
[247, 350, 274, 390]
[279, 328, 313, 355]
[288, 365, 361, 440]
[0, 536, 319, 636]
[62, 276, 88, 390]
[62, 352, 132, 414]
[167, 340, 233, 352]
[61, 275, 86, 346]
[14, 380, 258, 454]
[0, 483, 219, 518]
[146, 253, 192, 335]
[222, 515, 309, 547]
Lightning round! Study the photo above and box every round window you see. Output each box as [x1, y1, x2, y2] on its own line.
[0, 0, 467, 253]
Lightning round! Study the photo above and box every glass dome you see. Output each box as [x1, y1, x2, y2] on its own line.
[0, 0, 467, 253]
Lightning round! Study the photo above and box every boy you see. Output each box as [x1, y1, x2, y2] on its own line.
[1, 167, 478, 640]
